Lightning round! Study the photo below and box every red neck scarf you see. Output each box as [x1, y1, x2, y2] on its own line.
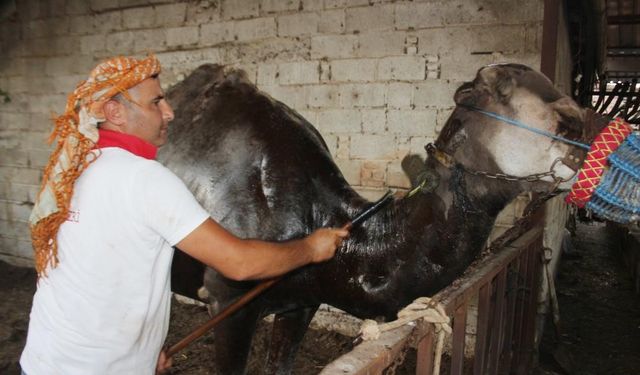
[95, 129, 157, 160]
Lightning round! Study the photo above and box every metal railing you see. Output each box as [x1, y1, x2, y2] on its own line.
[321, 227, 544, 375]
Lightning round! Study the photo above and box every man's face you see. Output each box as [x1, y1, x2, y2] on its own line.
[121, 78, 174, 147]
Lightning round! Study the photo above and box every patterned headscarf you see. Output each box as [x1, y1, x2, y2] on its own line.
[30, 54, 162, 276]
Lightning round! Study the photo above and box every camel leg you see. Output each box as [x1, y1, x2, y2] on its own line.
[264, 305, 319, 375]
[212, 302, 261, 375]
[205, 268, 263, 375]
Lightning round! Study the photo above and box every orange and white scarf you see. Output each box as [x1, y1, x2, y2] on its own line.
[30, 54, 161, 276]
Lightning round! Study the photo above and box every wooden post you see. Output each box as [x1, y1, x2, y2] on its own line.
[451, 303, 468, 375]
[487, 269, 508, 374]
[541, 0, 559, 82]
[473, 283, 492, 374]
[416, 324, 435, 375]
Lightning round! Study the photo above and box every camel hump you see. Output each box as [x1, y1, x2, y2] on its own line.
[188, 64, 254, 91]
[168, 64, 257, 103]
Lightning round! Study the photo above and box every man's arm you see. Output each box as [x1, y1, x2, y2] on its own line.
[176, 218, 349, 281]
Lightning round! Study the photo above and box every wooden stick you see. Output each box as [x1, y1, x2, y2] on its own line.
[166, 277, 280, 357]
[167, 223, 354, 358]
[166, 191, 394, 357]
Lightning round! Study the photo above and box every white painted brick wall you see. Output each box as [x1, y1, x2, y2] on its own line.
[317, 109, 361, 133]
[0, 0, 552, 263]
[339, 83, 386, 108]
[361, 109, 386, 134]
[122, 7, 155, 30]
[261, 84, 306, 109]
[200, 22, 235, 46]
[318, 9, 345, 34]
[350, 134, 396, 160]
[409, 136, 432, 155]
[94, 11, 123, 34]
[356, 32, 405, 58]
[299, 0, 322, 11]
[414, 80, 459, 109]
[155, 3, 188, 27]
[378, 56, 426, 81]
[262, 0, 300, 13]
[330, 58, 376, 82]
[234, 17, 277, 42]
[257, 63, 279, 86]
[106, 31, 136, 55]
[278, 61, 320, 85]
[336, 135, 349, 159]
[387, 161, 411, 189]
[388, 109, 437, 137]
[306, 85, 340, 108]
[222, 0, 260, 20]
[345, 4, 395, 33]
[167, 27, 199, 48]
[360, 160, 387, 187]
[134, 29, 168, 53]
[335, 159, 361, 185]
[386, 82, 413, 109]
[395, 3, 443, 30]
[66, 0, 89, 15]
[277, 13, 319, 37]
[311, 35, 358, 59]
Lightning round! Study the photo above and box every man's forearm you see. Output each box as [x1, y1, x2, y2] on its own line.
[228, 238, 314, 280]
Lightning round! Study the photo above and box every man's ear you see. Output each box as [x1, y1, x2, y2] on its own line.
[103, 99, 127, 126]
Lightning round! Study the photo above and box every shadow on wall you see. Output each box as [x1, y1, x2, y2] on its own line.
[0, 0, 18, 79]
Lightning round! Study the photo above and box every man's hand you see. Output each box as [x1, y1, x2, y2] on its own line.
[156, 349, 172, 374]
[304, 227, 350, 263]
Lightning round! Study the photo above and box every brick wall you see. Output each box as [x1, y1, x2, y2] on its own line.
[0, 0, 546, 264]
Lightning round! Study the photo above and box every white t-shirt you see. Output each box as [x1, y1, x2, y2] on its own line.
[20, 148, 210, 375]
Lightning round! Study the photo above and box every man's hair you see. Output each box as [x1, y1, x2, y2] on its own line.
[111, 73, 159, 108]
[112, 92, 134, 108]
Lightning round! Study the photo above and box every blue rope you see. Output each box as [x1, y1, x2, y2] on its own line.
[460, 105, 591, 150]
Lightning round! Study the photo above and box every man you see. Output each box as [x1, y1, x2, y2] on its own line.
[21, 55, 348, 375]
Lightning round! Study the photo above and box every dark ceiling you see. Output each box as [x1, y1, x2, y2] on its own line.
[567, 0, 640, 123]
[605, 0, 640, 80]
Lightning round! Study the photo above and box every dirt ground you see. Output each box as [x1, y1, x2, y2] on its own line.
[1, 220, 638, 374]
[536, 221, 640, 375]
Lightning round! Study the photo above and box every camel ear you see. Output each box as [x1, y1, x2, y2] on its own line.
[401, 154, 426, 187]
[551, 96, 586, 122]
[494, 74, 516, 101]
[455, 66, 516, 106]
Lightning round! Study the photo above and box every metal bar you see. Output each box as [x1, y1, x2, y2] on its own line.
[607, 47, 640, 56]
[487, 269, 508, 374]
[451, 303, 468, 375]
[589, 91, 640, 97]
[416, 324, 435, 375]
[517, 244, 544, 375]
[608, 15, 640, 24]
[593, 79, 608, 111]
[605, 71, 640, 78]
[609, 82, 631, 117]
[473, 283, 492, 375]
[515, 246, 535, 374]
[499, 258, 521, 374]
[598, 82, 624, 113]
[541, 0, 559, 82]
[510, 247, 531, 369]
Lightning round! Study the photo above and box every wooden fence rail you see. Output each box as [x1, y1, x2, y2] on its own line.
[321, 227, 544, 375]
